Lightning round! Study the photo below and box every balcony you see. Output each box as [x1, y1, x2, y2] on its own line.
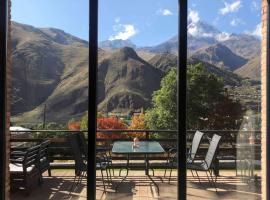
[10, 130, 261, 200]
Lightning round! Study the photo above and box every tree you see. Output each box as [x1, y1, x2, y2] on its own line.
[145, 68, 177, 130]
[187, 63, 224, 129]
[80, 112, 88, 131]
[97, 117, 127, 139]
[80, 112, 104, 131]
[68, 121, 80, 130]
[129, 113, 145, 130]
[128, 113, 146, 138]
[145, 63, 243, 131]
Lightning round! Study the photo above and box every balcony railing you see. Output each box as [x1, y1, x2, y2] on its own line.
[10, 129, 261, 171]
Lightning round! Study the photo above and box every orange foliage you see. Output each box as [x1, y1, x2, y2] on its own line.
[68, 122, 81, 130]
[128, 113, 146, 138]
[97, 117, 127, 139]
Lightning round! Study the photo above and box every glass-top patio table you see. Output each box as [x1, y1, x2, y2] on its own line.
[112, 141, 165, 194]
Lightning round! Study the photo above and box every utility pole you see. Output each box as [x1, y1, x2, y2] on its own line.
[43, 104, 46, 129]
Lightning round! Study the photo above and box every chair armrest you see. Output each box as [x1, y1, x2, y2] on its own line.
[168, 148, 177, 153]
[11, 151, 26, 155]
[10, 158, 24, 164]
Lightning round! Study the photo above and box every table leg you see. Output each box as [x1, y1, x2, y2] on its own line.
[145, 154, 149, 175]
[148, 174, 160, 195]
[115, 154, 130, 191]
[145, 154, 159, 195]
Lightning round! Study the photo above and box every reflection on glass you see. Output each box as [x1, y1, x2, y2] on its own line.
[98, 0, 178, 199]
[187, 0, 262, 199]
[10, 0, 89, 199]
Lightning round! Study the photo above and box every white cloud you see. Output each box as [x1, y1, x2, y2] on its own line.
[109, 24, 138, 40]
[251, 1, 259, 11]
[245, 23, 262, 38]
[188, 10, 200, 23]
[230, 18, 245, 26]
[115, 17, 121, 23]
[219, 1, 242, 15]
[252, 23, 262, 37]
[157, 9, 173, 16]
[216, 32, 231, 41]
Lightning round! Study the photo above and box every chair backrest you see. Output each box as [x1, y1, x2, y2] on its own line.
[77, 132, 88, 159]
[39, 140, 50, 159]
[189, 131, 204, 160]
[68, 133, 85, 173]
[23, 144, 41, 173]
[204, 134, 222, 169]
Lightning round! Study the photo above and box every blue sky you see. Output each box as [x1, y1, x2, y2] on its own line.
[12, 0, 261, 46]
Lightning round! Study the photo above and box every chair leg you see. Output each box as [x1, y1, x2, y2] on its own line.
[169, 168, 173, 184]
[78, 171, 86, 185]
[206, 171, 215, 189]
[25, 177, 30, 196]
[107, 167, 112, 184]
[195, 171, 201, 184]
[69, 175, 78, 195]
[190, 169, 195, 178]
[48, 168, 52, 177]
[109, 161, 114, 176]
[38, 173, 43, 186]
[100, 169, 107, 193]
[164, 158, 169, 178]
[208, 170, 217, 192]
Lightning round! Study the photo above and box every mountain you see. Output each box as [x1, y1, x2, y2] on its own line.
[141, 21, 260, 60]
[99, 39, 136, 50]
[221, 34, 261, 60]
[11, 22, 163, 122]
[188, 58, 242, 86]
[10, 21, 255, 123]
[97, 47, 163, 112]
[139, 36, 178, 54]
[148, 53, 178, 72]
[11, 21, 89, 122]
[190, 43, 248, 71]
[234, 57, 261, 80]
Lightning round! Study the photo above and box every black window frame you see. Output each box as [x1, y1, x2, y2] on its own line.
[0, 0, 8, 199]
[0, 0, 269, 200]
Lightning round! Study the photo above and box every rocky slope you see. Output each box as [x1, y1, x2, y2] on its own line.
[190, 43, 248, 71]
[11, 20, 257, 123]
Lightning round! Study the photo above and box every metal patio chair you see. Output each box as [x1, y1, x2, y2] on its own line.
[163, 130, 205, 183]
[68, 133, 111, 193]
[187, 134, 222, 191]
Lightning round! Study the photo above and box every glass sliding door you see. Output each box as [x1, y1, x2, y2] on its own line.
[10, 0, 89, 199]
[187, 0, 262, 199]
[97, 0, 179, 199]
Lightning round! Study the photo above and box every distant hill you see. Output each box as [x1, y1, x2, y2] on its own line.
[221, 34, 261, 60]
[148, 53, 178, 72]
[234, 57, 261, 80]
[190, 43, 248, 71]
[99, 39, 136, 50]
[188, 58, 242, 86]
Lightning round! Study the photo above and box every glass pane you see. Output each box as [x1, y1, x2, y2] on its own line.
[10, 0, 89, 199]
[187, 1, 262, 199]
[97, 0, 178, 199]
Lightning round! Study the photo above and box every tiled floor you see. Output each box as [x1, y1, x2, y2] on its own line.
[11, 170, 261, 200]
